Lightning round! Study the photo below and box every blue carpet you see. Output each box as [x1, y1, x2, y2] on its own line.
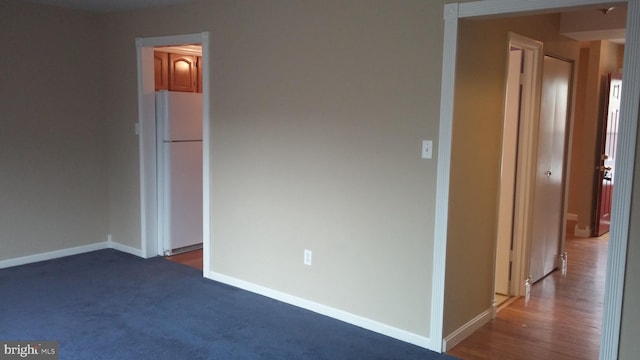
[0, 249, 457, 359]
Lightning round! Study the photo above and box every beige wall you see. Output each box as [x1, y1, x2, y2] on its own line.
[0, 0, 109, 260]
[568, 40, 624, 233]
[445, 13, 580, 336]
[3, 0, 639, 353]
[102, 0, 445, 337]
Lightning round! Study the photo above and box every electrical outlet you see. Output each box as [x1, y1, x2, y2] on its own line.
[304, 249, 312, 266]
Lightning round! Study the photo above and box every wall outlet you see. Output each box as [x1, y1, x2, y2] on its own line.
[304, 249, 312, 266]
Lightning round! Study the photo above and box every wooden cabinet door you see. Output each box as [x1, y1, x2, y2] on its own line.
[169, 54, 198, 92]
[154, 51, 169, 91]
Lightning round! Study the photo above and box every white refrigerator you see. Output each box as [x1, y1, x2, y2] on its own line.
[156, 90, 203, 256]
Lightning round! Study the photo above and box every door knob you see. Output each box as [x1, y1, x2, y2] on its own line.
[545, 170, 552, 177]
[599, 166, 612, 172]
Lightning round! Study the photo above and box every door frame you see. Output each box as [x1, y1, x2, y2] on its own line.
[135, 32, 211, 276]
[432, 1, 640, 357]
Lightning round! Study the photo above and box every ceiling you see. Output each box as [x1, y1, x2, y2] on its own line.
[25, 0, 198, 13]
[22, 0, 627, 45]
[560, 5, 627, 44]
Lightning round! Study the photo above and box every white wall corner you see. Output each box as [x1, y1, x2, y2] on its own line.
[574, 224, 591, 238]
[108, 238, 144, 258]
[206, 271, 431, 350]
[442, 307, 494, 352]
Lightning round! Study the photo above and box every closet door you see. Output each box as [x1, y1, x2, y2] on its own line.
[529, 56, 571, 283]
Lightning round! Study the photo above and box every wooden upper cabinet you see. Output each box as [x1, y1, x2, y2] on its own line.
[154, 51, 169, 91]
[169, 53, 198, 93]
[154, 50, 202, 93]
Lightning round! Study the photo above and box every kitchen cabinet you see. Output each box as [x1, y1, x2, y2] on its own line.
[169, 53, 198, 93]
[154, 51, 169, 91]
[154, 51, 201, 93]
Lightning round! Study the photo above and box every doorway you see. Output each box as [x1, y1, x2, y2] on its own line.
[494, 41, 573, 306]
[593, 73, 623, 236]
[154, 48, 204, 257]
[435, 1, 639, 356]
[135, 32, 211, 276]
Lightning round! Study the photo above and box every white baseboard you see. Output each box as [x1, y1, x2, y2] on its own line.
[3, 241, 430, 352]
[442, 307, 493, 352]
[566, 213, 578, 221]
[0, 241, 109, 269]
[0, 235, 145, 269]
[574, 224, 591, 238]
[206, 271, 432, 350]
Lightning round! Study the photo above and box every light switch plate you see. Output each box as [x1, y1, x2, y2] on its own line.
[304, 249, 312, 266]
[422, 140, 433, 159]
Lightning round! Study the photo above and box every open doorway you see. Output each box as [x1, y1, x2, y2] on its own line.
[154, 46, 204, 258]
[568, 39, 625, 240]
[135, 32, 211, 276]
[593, 72, 622, 237]
[494, 36, 574, 309]
[436, 1, 637, 353]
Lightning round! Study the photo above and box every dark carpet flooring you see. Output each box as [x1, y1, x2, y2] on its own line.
[0, 249, 457, 359]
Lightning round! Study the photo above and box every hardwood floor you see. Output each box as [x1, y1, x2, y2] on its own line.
[166, 249, 203, 271]
[447, 229, 608, 359]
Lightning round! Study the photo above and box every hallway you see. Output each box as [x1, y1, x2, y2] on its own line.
[447, 228, 608, 359]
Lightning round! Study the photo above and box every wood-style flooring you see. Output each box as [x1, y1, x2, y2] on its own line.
[166, 249, 203, 271]
[447, 229, 608, 360]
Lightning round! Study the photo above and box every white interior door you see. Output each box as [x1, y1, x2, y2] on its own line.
[495, 48, 523, 295]
[529, 55, 571, 283]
